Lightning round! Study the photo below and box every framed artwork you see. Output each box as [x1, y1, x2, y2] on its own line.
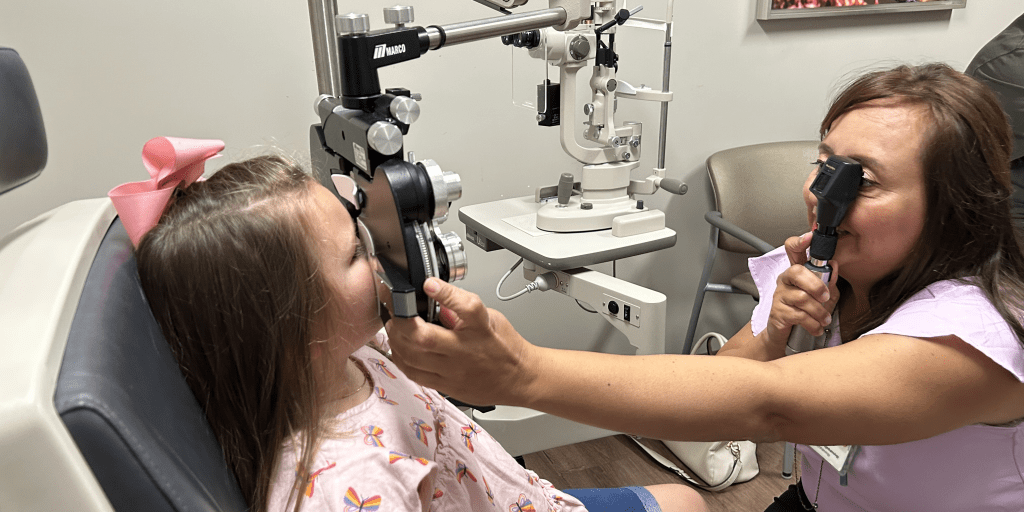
[755, 0, 967, 21]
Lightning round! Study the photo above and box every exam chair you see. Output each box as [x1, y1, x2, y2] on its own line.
[0, 47, 247, 512]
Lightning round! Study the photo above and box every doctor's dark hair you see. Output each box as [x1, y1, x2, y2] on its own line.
[820, 62, 1024, 345]
[136, 155, 330, 512]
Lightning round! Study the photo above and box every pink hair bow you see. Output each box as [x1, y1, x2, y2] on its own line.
[108, 136, 225, 247]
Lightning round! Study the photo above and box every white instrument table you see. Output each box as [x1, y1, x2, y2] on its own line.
[458, 196, 676, 269]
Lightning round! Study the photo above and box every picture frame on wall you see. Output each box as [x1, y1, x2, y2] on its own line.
[755, 0, 967, 21]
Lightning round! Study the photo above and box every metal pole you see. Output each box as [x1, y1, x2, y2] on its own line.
[308, 0, 341, 96]
[656, 0, 674, 170]
[423, 8, 567, 49]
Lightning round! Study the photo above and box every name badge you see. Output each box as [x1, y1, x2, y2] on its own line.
[809, 444, 860, 486]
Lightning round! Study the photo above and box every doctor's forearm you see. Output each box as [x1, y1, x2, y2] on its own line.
[515, 345, 787, 443]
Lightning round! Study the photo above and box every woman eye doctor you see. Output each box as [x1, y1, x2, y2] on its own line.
[384, 63, 1024, 510]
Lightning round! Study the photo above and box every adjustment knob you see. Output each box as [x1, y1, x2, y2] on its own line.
[313, 94, 342, 119]
[433, 228, 467, 282]
[336, 13, 370, 35]
[390, 95, 420, 124]
[367, 121, 403, 155]
[569, 35, 590, 61]
[420, 159, 462, 221]
[383, 6, 414, 26]
[557, 173, 574, 207]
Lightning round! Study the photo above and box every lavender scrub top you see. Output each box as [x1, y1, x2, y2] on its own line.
[748, 247, 1024, 512]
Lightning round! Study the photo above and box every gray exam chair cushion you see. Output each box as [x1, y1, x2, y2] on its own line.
[53, 217, 248, 512]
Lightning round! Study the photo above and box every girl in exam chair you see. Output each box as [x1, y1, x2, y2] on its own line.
[109, 139, 706, 512]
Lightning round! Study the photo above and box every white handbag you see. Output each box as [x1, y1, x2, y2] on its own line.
[631, 332, 760, 491]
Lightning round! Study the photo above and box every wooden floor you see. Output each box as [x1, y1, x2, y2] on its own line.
[522, 435, 800, 512]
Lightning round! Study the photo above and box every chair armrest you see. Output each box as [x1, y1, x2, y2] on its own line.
[704, 211, 774, 255]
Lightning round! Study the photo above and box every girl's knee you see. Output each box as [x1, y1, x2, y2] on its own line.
[644, 483, 708, 512]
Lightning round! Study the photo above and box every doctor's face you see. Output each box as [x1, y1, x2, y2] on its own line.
[803, 99, 929, 292]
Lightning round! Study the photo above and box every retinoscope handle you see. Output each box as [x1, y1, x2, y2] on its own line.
[784, 259, 833, 355]
[784, 156, 862, 355]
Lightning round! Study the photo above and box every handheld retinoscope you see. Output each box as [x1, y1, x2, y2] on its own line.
[784, 155, 862, 355]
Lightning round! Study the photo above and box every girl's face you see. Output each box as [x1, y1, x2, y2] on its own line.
[308, 182, 383, 354]
[803, 99, 930, 294]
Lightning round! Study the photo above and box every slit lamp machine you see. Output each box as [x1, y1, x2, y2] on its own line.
[307, 0, 685, 456]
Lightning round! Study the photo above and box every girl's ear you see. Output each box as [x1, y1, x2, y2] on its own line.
[310, 342, 322, 360]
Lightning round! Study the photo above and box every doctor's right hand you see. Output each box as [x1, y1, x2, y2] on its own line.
[761, 232, 841, 353]
[385, 278, 537, 408]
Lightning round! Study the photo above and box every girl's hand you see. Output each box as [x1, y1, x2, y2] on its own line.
[385, 278, 535, 407]
[760, 232, 841, 352]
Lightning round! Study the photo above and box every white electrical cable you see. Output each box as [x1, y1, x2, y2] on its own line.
[496, 258, 529, 300]
[575, 299, 598, 313]
[496, 257, 557, 301]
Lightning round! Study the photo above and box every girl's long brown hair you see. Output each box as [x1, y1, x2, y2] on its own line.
[136, 155, 330, 512]
[822, 63, 1024, 345]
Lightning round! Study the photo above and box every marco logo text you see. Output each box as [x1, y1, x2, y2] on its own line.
[373, 43, 407, 59]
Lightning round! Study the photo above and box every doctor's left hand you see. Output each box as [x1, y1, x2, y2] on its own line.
[385, 277, 537, 407]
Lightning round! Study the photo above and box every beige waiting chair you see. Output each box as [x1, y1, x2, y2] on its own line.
[683, 140, 820, 479]
[684, 140, 819, 353]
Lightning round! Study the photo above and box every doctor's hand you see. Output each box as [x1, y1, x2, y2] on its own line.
[761, 232, 841, 352]
[385, 278, 537, 407]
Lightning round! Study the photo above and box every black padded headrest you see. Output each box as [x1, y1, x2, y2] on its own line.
[54, 218, 248, 512]
[0, 47, 47, 195]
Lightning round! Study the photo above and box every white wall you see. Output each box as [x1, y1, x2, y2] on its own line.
[2, 1, 1021, 354]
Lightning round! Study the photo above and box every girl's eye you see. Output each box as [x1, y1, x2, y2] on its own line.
[352, 241, 367, 262]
